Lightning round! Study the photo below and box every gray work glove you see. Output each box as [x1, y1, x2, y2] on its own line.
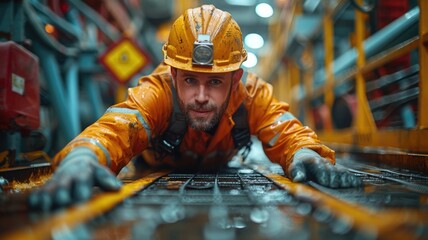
[289, 149, 362, 188]
[29, 148, 122, 211]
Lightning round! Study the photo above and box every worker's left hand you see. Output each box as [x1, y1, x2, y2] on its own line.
[28, 155, 122, 211]
[288, 149, 362, 188]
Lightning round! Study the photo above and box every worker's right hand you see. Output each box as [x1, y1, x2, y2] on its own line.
[289, 148, 362, 188]
[28, 152, 122, 211]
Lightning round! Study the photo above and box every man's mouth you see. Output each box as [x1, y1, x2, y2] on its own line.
[190, 109, 213, 117]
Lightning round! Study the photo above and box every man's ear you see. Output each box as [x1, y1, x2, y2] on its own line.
[170, 67, 177, 87]
[232, 68, 244, 90]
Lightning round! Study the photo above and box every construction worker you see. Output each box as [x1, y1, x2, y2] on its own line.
[29, 5, 361, 210]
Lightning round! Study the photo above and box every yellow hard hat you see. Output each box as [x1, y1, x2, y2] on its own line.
[162, 4, 247, 73]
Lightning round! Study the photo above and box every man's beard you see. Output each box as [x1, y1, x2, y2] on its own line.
[179, 92, 231, 132]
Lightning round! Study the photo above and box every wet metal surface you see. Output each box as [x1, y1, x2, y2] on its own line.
[70, 167, 374, 240]
[326, 157, 428, 209]
[1, 155, 428, 239]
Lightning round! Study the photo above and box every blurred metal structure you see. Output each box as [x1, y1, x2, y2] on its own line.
[0, 0, 159, 172]
[264, 0, 428, 173]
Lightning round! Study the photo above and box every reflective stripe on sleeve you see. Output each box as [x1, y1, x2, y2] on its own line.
[106, 107, 152, 140]
[268, 133, 280, 147]
[267, 112, 297, 147]
[71, 138, 112, 167]
[275, 112, 296, 122]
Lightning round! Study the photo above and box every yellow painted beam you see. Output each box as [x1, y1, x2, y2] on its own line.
[267, 173, 428, 239]
[419, 0, 428, 129]
[319, 128, 428, 153]
[323, 5, 334, 123]
[3, 170, 170, 240]
[307, 36, 420, 101]
[354, 1, 376, 133]
[361, 37, 419, 75]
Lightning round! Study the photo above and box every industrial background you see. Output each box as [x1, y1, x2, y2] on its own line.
[1, 0, 427, 239]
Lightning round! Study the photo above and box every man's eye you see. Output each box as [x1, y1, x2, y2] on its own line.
[210, 79, 222, 85]
[185, 78, 196, 85]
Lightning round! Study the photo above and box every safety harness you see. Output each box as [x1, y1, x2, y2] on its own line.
[156, 73, 252, 160]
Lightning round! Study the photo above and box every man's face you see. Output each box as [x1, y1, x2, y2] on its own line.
[172, 68, 242, 132]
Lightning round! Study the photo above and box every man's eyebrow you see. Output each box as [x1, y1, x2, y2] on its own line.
[182, 73, 197, 78]
[182, 73, 226, 79]
[209, 75, 225, 79]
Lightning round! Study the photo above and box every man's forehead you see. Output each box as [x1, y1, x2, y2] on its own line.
[177, 69, 232, 79]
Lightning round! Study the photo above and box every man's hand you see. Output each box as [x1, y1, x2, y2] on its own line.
[289, 149, 362, 188]
[29, 153, 122, 211]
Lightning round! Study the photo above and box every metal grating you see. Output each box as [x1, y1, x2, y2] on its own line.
[80, 167, 370, 240]
[132, 168, 293, 206]
[43, 165, 428, 239]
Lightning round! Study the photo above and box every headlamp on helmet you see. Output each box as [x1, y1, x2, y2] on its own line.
[192, 34, 213, 66]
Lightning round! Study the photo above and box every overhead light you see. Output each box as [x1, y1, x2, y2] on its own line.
[225, 0, 256, 6]
[243, 52, 258, 68]
[245, 33, 264, 49]
[255, 3, 273, 18]
[303, 0, 321, 13]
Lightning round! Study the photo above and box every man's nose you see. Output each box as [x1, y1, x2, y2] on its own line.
[195, 85, 209, 103]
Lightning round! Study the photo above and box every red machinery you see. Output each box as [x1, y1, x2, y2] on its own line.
[0, 41, 40, 132]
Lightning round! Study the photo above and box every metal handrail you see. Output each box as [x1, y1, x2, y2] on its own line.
[23, 0, 79, 56]
[317, 6, 419, 84]
[304, 6, 421, 101]
[30, 0, 80, 42]
[67, 0, 120, 41]
[23, 0, 121, 142]
[307, 37, 420, 100]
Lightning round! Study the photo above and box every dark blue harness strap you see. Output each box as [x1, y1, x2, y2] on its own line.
[157, 80, 187, 154]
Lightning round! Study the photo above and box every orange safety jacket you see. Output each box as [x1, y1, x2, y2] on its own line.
[53, 64, 335, 174]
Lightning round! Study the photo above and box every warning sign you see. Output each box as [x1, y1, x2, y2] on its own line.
[99, 37, 151, 84]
